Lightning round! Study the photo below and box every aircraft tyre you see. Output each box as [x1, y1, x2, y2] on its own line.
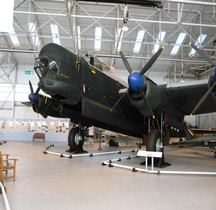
[214, 151, 216, 158]
[68, 127, 84, 152]
[146, 129, 163, 164]
[146, 129, 161, 152]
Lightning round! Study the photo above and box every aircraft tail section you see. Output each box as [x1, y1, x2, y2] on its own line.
[183, 123, 196, 140]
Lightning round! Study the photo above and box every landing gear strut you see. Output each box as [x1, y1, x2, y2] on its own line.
[144, 113, 170, 167]
[67, 126, 87, 154]
[146, 129, 164, 165]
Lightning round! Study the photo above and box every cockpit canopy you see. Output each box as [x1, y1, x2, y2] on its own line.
[84, 53, 115, 73]
[34, 56, 59, 79]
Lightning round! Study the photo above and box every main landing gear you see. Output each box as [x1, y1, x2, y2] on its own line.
[67, 126, 87, 154]
[143, 114, 170, 167]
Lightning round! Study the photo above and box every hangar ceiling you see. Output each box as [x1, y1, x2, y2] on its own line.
[0, 0, 216, 83]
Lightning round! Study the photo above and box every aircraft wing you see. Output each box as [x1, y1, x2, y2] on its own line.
[166, 81, 216, 115]
[192, 129, 216, 134]
[185, 135, 216, 144]
[163, 80, 216, 129]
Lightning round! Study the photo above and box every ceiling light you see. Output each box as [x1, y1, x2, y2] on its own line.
[122, 22, 129, 32]
[122, 5, 129, 32]
[180, 75, 185, 83]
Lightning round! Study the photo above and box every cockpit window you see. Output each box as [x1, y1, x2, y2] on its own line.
[34, 56, 59, 79]
[49, 60, 58, 73]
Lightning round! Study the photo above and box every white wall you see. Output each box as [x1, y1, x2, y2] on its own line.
[0, 132, 68, 142]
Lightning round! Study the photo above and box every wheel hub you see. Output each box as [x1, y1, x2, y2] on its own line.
[74, 133, 82, 145]
[156, 138, 162, 152]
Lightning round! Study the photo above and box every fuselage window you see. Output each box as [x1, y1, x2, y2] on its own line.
[49, 60, 59, 74]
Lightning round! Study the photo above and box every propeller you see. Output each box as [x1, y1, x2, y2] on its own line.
[119, 51, 132, 73]
[189, 43, 216, 116]
[28, 81, 40, 104]
[110, 46, 164, 117]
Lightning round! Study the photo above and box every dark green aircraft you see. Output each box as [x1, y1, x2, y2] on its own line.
[28, 42, 216, 158]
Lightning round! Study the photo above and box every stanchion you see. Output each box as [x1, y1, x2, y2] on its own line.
[98, 134, 102, 151]
[0, 181, 10, 210]
[101, 150, 216, 176]
[43, 144, 137, 158]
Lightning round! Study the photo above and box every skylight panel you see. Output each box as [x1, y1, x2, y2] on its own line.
[0, 0, 14, 32]
[9, 26, 20, 47]
[152, 31, 166, 53]
[50, 24, 61, 45]
[133, 30, 145, 53]
[94, 27, 102, 51]
[29, 22, 40, 46]
[189, 34, 207, 57]
[77, 26, 81, 50]
[170, 32, 187, 56]
[115, 29, 123, 52]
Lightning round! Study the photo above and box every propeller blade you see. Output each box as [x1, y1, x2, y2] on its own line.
[190, 82, 216, 116]
[190, 43, 215, 67]
[21, 101, 32, 107]
[28, 80, 39, 104]
[42, 98, 52, 117]
[35, 86, 40, 94]
[119, 51, 133, 74]
[138, 87, 155, 119]
[140, 46, 164, 75]
[29, 80, 34, 93]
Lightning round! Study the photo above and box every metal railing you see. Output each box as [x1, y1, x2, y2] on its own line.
[0, 181, 10, 210]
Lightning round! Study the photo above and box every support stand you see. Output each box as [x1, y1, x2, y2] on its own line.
[0, 181, 10, 210]
[98, 134, 102, 150]
[102, 152, 216, 176]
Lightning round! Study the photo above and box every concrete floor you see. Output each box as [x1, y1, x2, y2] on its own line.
[1, 141, 216, 210]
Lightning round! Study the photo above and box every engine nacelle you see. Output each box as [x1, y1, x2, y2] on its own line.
[129, 80, 166, 117]
[32, 95, 61, 118]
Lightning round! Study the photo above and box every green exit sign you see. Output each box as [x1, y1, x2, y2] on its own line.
[25, 70, 33, 75]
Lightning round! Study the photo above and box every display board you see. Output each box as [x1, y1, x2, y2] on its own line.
[0, 119, 70, 133]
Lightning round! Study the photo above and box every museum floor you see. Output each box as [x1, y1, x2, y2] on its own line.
[1, 140, 216, 210]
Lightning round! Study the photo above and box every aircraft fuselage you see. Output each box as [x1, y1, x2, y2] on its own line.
[34, 43, 147, 137]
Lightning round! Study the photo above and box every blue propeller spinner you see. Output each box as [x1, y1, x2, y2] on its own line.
[128, 71, 143, 92]
[28, 81, 40, 104]
[28, 92, 38, 103]
[120, 46, 164, 92]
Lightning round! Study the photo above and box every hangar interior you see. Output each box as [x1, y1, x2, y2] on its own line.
[1, 1, 216, 210]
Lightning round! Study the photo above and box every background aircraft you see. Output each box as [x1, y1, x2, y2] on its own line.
[171, 122, 216, 158]
[27, 43, 216, 162]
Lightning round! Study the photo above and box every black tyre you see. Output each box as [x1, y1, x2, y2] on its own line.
[68, 127, 84, 151]
[146, 130, 163, 164]
[214, 151, 216, 158]
[146, 130, 162, 152]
